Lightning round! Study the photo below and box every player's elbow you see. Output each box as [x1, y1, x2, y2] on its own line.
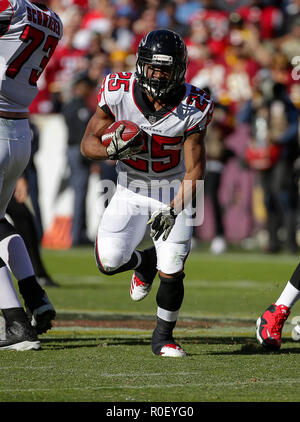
[80, 136, 108, 161]
[80, 138, 94, 160]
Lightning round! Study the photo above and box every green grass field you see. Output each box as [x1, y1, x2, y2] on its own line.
[1, 244, 300, 403]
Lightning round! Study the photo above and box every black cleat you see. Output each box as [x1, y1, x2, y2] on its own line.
[0, 319, 40, 351]
[18, 277, 56, 335]
[152, 327, 186, 357]
[151, 318, 186, 357]
[26, 292, 56, 335]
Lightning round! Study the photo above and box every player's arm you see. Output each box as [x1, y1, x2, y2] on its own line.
[80, 106, 114, 161]
[171, 130, 206, 213]
[148, 130, 206, 241]
[81, 106, 144, 161]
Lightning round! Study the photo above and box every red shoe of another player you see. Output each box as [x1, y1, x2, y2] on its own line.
[256, 303, 290, 350]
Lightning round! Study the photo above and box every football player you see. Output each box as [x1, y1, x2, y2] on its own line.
[81, 29, 214, 357]
[256, 263, 300, 351]
[0, 0, 63, 350]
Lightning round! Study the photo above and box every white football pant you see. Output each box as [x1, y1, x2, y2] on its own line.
[0, 118, 31, 218]
[96, 184, 193, 275]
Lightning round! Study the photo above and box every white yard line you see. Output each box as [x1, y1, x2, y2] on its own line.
[1, 378, 300, 393]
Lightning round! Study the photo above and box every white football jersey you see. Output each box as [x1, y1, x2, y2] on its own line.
[0, 0, 63, 112]
[98, 72, 214, 188]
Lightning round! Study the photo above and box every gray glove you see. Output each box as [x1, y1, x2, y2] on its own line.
[106, 124, 144, 160]
[147, 206, 177, 241]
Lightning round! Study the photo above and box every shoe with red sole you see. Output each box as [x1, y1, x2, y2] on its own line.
[152, 324, 186, 357]
[157, 343, 186, 357]
[130, 273, 152, 301]
[256, 303, 290, 350]
[130, 246, 157, 301]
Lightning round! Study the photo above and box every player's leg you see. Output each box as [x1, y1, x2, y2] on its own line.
[6, 197, 59, 287]
[0, 258, 40, 350]
[256, 262, 300, 350]
[0, 218, 56, 335]
[0, 121, 55, 338]
[130, 245, 157, 301]
[130, 184, 181, 302]
[95, 186, 149, 276]
[277, 264, 300, 306]
[151, 210, 192, 357]
[0, 131, 39, 349]
[152, 268, 186, 357]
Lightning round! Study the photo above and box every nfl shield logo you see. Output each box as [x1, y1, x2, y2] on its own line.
[148, 115, 157, 124]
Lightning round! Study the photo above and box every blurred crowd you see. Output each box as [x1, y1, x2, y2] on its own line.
[27, 0, 300, 253]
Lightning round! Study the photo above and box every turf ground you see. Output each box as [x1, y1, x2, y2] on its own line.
[1, 244, 300, 406]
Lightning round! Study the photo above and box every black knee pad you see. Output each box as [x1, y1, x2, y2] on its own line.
[156, 273, 185, 312]
[0, 218, 17, 242]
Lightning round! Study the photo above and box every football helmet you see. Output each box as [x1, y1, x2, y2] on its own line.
[135, 29, 187, 100]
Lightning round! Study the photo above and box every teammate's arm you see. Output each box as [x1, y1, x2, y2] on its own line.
[80, 106, 114, 160]
[171, 130, 206, 214]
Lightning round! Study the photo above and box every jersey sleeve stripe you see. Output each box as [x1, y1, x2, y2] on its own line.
[185, 99, 214, 135]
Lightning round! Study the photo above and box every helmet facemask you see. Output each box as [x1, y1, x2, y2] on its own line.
[136, 58, 185, 100]
[135, 30, 187, 101]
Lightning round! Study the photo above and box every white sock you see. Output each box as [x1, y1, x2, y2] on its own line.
[275, 281, 300, 309]
[0, 266, 22, 309]
[157, 306, 179, 322]
[0, 235, 34, 280]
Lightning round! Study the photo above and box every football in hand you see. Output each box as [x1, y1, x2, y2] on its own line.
[102, 120, 146, 148]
